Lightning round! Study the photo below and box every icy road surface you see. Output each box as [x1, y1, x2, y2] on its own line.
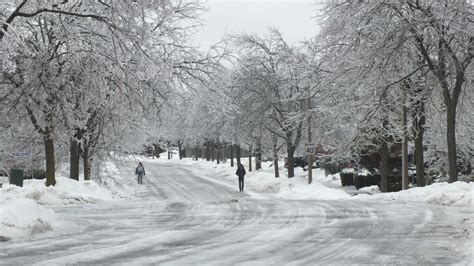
[1, 161, 471, 265]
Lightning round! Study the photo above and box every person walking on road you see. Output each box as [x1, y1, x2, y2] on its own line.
[236, 163, 246, 192]
[135, 162, 146, 184]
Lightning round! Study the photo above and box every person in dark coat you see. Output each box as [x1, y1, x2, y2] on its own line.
[236, 163, 246, 192]
[135, 162, 145, 184]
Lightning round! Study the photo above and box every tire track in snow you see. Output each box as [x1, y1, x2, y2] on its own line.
[0, 160, 468, 265]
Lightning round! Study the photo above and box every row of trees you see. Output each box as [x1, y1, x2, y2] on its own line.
[0, 0, 223, 186]
[319, 1, 473, 187]
[1, 1, 471, 190]
[159, 1, 472, 190]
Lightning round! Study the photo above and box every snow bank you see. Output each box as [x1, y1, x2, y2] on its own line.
[0, 161, 133, 241]
[0, 176, 115, 206]
[357, 185, 381, 195]
[353, 181, 473, 206]
[245, 166, 350, 200]
[95, 161, 137, 199]
[115, 154, 159, 163]
[276, 179, 351, 200]
[165, 157, 473, 207]
[0, 198, 60, 240]
[0, 177, 113, 241]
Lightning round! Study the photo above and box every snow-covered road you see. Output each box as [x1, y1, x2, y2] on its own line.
[1, 161, 471, 265]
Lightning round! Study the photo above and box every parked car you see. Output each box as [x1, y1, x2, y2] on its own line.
[284, 156, 307, 168]
[0, 169, 7, 177]
[303, 160, 320, 171]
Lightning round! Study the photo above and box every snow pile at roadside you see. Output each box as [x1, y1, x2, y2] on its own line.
[0, 176, 115, 206]
[115, 154, 159, 163]
[246, 167, 350, 200]
[0, 160, 137, 241]
[163, 155, 473, 207]
[353, 181, 473, 206]
[0, 160, 138, 241]
[0, 177, 112, 240]
[313, 169, 347, 188]
[357, 185, 381, 195]
[276, 178, 351, 200]
[0, 159, 138, 208]
[95, 161, 137, 199]
[0, 198, 61, 240]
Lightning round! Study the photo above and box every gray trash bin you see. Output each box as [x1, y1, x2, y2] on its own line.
[10, 169, 24, 187]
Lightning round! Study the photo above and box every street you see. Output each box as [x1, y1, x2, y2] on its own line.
[1, 161, 471, 265]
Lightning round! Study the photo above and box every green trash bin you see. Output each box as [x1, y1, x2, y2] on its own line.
[10, 169, 24, 187]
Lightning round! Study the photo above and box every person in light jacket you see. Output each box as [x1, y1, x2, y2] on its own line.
[236, 163, 246, 192]
[135, 162, 145, 184]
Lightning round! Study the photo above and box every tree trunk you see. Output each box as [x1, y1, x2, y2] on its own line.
[379, 141, 389, 192]
[306, 97, 313, 184]
[248, 146, 252, 172]
[83, 145, 91, 181]
[446, 105, 458, 183]
[178, 141, 183, 160]
[206, 142, 211, 161]
[69, 137, 80, 181]
[273, 135, 279, 178]
[25, 107, 56, 186]
[220, 145, 225, 163]
[235, 144, 241, 166]
[413, 103, 426, 187]
[211, 142, 215, 162]
[402, 100, 409, 190]
[216, 143, 220, 164]
[287, 145, 295, 178]
[255, 138, 262, 170]
[230, 145, 234, 167]
[44, 136, 56, 186]
[418, 38, 467, 183]
[167, 142, 172, 160]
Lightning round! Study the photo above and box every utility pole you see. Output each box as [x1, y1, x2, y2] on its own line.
[402, 87, 409, 190]
[307, 98, 313, 185]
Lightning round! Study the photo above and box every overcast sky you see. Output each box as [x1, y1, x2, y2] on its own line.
[193, 0, 321, 50]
